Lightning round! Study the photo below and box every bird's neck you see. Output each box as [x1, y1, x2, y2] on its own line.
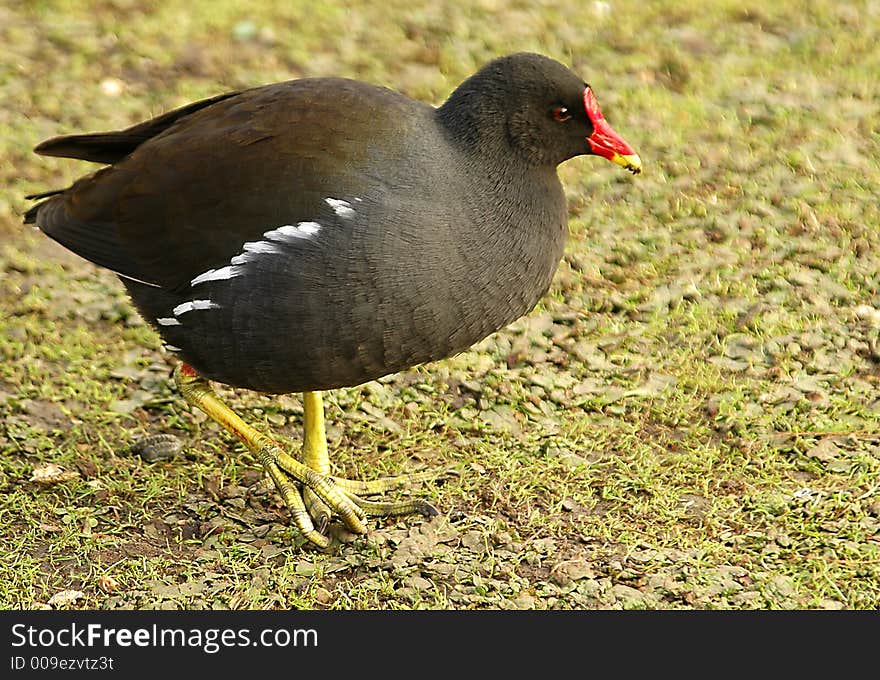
[434, 86, 569, 332]
[435, 69, 538, 167]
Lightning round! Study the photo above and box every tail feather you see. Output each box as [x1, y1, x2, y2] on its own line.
[34, 133, 151, 165]
[24, 194, 158, 287]
[33, 90, 240, 164]
[26, 86, 245, 287]
[24, 189, 67, 224]
[23, 202, 42, 225]
[25, 188, 66, 201]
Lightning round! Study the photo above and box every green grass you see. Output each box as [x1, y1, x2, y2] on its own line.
[1, 0, 878, 609]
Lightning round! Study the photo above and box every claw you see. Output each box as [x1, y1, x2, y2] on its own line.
[303, 488, 331, 534]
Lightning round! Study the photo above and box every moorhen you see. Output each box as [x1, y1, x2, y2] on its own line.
[25, 52, 641, 548]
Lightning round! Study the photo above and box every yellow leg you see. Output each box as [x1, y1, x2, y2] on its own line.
[299, 390, 439, 528]
[301, 391, 329, 474]
[174, 364, 439, 548]
[301, 391, 332, 532]
[174, 365, 365, 548]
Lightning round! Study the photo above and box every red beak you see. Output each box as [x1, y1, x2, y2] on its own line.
[584, 87, 641, 174]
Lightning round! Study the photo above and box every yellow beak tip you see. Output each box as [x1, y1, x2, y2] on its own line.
[614, 153, 642, 174]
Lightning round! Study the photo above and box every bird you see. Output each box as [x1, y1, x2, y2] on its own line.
[25, 52, 641, 548]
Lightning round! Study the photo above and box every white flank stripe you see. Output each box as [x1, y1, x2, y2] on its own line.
[263, 225, 300, 241]
[173, 300, 220, 316]
[217, 220, 323, 270]
[229, 240, 283, 265]
[325, 197, 355, 218]
[157, 317, 182, 326]
[263, 222, 321, 242]
[191, 265, 244, 286]
[243, 240, 283, 255]
[297, 221, 322, 235]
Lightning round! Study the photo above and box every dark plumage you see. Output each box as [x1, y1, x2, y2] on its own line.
[26, 53, 640, 546]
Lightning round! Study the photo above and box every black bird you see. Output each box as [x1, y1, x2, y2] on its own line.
[25, 52, 641, 548]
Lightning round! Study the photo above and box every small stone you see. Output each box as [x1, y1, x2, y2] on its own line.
[552, 560, 595, 584]
[131, 434, 183, 462]
[100, 78, 124, 97]
[855, 305, 880, 325]
[806, 439, 840, 462]
[48, 590, 85, 608]
[460, 531, 485, 552]
[610, 584, 645, 606]
[98, 575, 119, 593]
[265, 412, 286, 426]
[30, 463, 79, 484]
[295, 561, 316, 576]
[509, 591, 536, 609]
[403, 576, 434, 592]
[561, 499, 579, 512]
[770, 575, 796, 599]
[312, 587, 333, 605]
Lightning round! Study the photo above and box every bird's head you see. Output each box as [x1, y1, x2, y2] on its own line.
[442, 53, 641, 173]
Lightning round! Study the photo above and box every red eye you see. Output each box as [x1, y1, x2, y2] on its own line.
[552, 105, 571, 122]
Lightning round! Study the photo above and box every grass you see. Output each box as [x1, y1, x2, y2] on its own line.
[1, 0, 878, 609]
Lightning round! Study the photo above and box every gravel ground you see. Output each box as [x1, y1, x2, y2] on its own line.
[1, 0, 878, 609]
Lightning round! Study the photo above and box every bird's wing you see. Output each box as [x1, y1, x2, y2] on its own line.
[31, 91, 242, 165]
[27, 78, 421, 291]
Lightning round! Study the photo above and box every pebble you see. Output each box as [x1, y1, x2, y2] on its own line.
[131, 434, 183, 462]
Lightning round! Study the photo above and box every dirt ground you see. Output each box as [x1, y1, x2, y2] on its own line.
[1, 0, 878, 609]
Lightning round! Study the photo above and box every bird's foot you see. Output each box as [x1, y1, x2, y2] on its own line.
[173, 363, 441, 549]
[260, 446, 440, 548]
[254, 442, 367, 548]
